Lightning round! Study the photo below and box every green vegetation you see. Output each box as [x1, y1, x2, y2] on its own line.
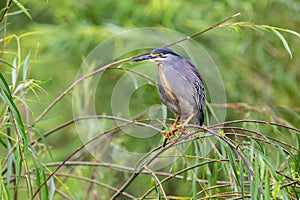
[1, 0, 300, 199]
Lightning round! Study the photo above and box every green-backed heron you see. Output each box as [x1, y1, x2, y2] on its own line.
[132, 48, 206, 145]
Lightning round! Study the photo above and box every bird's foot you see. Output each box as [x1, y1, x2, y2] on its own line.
[163, 127, 178, 147]
[175, 124, 187, 134]
[163, 124, 188, 146]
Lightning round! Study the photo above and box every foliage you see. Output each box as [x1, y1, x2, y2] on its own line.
[0, 0, 300, 199]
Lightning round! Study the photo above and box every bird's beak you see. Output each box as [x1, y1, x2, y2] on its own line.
[131, 54, 154, 62]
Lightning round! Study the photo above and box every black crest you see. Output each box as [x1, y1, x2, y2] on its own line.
[151, 48, 179, 56]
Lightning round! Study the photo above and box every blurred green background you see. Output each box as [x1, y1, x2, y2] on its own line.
[1, 0, 300, 198]
[7, 0, 299, 141]
[4, 0, 300, 173]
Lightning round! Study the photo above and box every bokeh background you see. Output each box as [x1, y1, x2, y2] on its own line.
[6, 0, 299, 149]
[1, 0, 300, 199]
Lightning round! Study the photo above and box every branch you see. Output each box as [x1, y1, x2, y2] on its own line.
[164, 12, 240, 48]
[210, 119, 300, 133]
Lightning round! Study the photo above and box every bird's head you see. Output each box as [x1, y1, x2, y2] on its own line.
[132, 48, 180, 63]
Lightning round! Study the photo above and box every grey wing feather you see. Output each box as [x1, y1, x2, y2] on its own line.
[186, 60, 206, 125]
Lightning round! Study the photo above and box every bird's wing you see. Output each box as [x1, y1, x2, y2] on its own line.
[186, 60, 206, 125]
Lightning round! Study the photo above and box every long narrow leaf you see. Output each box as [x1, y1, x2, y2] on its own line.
[271, 29, 293, 59]
[23, 52, 31, 81]
[0, 58, 15, 68]
[49, 177, 56, 200]
[12, 0, 32, 20]
[5, 140, 15, 187]
[0, 74, 27, 144]
[12, 57, 17, 86]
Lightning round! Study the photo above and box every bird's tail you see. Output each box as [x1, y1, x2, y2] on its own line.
[190, 111, 204, 126]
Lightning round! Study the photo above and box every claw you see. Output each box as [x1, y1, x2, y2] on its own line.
[162, 113, 195, 146]
[163, 127, 178, 146]
[163, 126, 183, 146]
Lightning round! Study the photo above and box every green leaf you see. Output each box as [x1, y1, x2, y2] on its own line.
[228, 150, 240, 186]
[205, 100, 219, 124]
[239, 157, 245, 197]
[272, 181, 281, 198]
[6, 9, 29, 17]
[264, 172, 270, 199]
[13, 80, 34, 95]
[12, 57, 17, 86]
[271, 29, 293, 59]
[0, 73, 12, 98]
[6, 141, 15, 187]
[0, 58, 15, 68]
[23, 52, 31, 81]
[0, 73, 27, 146]
[232, 25, 242, 35]
[12, 0, 32, 20]
[49, 177, 56, 200]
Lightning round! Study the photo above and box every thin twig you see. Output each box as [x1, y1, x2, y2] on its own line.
[280, 180, 300, 189]
[164, 13, 241, 48]
[32, 115, 164, 146]
[144, 166, 167, 200]
[197, 183, 233, 196]
[210, 119, 300, 133]
[211, 102, 300, 112]
[0, 0, 13, 22]
[221, 127, 299, 152]
[54, 173, 136, 199]
[33, 58, 128, 123]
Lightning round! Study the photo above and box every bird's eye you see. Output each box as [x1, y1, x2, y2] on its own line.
[159, 53, 164, 57]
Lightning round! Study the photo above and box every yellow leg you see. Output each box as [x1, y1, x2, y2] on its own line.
[173, 116, 181, 127]
[163, 113, 195, 146]
[176, 112, 195, 131]
[163, 116, 180, 146]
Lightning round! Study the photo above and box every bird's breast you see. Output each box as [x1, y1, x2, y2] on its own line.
[157, 63, 197, 117]
[158, 65, 178, 101]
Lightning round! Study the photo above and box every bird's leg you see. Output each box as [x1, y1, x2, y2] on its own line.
[171, 115, 181, 134]
[175, 112, 195, 133]
[163, 116, 181, 146]
[163, 113, 195, 146]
